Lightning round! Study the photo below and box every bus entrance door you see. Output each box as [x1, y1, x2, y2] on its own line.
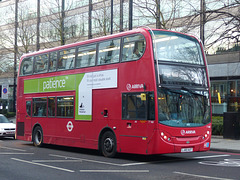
[24, 99, 32, 138]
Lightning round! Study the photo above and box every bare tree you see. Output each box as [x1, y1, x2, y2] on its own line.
[0, 2, 37, 68]
[180, 0, 240, 53]
[133, 0, 180, 29]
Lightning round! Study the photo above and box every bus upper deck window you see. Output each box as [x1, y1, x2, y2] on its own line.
[34, 54, 49, 74]
[49, 52, 57, 72]
[122, 35, 146, 62]
[98, 39, 120, 65]
[76, 44, 96, 68]
[58, 48, 76, 71]
[20, 57, 33, 76]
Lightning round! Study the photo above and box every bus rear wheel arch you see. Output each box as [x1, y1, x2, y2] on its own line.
[32, 125, 43, 147]
[99, 130, 117, 158]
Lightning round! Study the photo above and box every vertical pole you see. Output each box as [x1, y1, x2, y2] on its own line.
[88, 0, 92, 39]
[129, 0, 133, 30]
[110, 0, 113, 34]
[156, 0, 161, 29]
[120, 0, 123, 32]
[13, 0, 18, 112]
[36, 0, 40, 51]
[200, 0, 206, 45]
[61, 0, 65, 45]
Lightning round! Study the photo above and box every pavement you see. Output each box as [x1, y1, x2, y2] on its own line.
[211, 135, 240, 153]
[8, 117, 240, 153]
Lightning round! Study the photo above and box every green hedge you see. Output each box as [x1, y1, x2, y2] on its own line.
[212, 116, 223, 135]
[4, 112, 16, 118]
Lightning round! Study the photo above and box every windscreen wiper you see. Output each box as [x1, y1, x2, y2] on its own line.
[181, 87, 204, 97]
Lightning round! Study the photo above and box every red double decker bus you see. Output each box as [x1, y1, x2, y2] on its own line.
[16, 28, 211, 157]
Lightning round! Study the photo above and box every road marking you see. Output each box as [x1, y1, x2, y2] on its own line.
[49, 154, 122, 166]
[0, 153, 34, 155]
[174, 171, 234, 180]
[11, 158, 75, 173]
[193, 154, 230, 159]
[0, 146, 26, 152]
[32, 160, 82, 163]
[80, 170, 149, 173]
[49, 154, 151, 167]
[199, 159, 240, 167]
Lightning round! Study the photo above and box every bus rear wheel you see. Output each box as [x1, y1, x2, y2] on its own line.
[101, 131, 117, 158]
[32, 126, 43, 147]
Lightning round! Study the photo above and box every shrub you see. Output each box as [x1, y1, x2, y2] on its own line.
[212, 116, 223, 135]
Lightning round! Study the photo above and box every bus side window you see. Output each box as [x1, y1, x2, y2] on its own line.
[76, 44, 96, 68]
[57, 96, 74, 117]
[20, 57, 33, 76]
[122, 35, 146, 62]
[49, 52, 57, 72]
[58, 48, 76, 71]
[48, 97, 55, 117]
[34, 54, 48, 74]
[97, 39, 120, 65]
[32, 98, 47, 117]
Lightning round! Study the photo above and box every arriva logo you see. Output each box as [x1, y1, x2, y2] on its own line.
[126, 83, 144, 91]
[43, 78, 66, 91]
[181, 130, 196, 136]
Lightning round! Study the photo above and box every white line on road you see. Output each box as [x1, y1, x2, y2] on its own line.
[0, 146, 27, 152]
[11, 158, 75, 173]
[80, 170, 149, 173]
[174, 171, 234, 180]
[0, 153, 34, 155]
[32, 159, 82, 163]
[49, 154, 150, 167]
[49, 154, 123, 166]
[193, 155, 230, 159]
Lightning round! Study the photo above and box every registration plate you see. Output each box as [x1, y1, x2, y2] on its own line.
[181, 148, 193, 153]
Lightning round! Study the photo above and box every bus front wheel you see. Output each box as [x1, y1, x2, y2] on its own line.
[32, 126, 43, 147]
[101, 131, 117, 158]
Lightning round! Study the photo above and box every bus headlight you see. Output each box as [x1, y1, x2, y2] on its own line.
[160, 131, 171, 142]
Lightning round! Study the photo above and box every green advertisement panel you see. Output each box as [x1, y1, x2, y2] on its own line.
[24, 74, 76, 93]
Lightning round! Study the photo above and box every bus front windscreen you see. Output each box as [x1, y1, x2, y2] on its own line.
[152, 30, 204, 65]
[158, 88, 211, 127]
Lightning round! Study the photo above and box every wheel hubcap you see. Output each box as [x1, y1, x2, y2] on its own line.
[104, 137, 113, 152]
[35, 130, 42, 145]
